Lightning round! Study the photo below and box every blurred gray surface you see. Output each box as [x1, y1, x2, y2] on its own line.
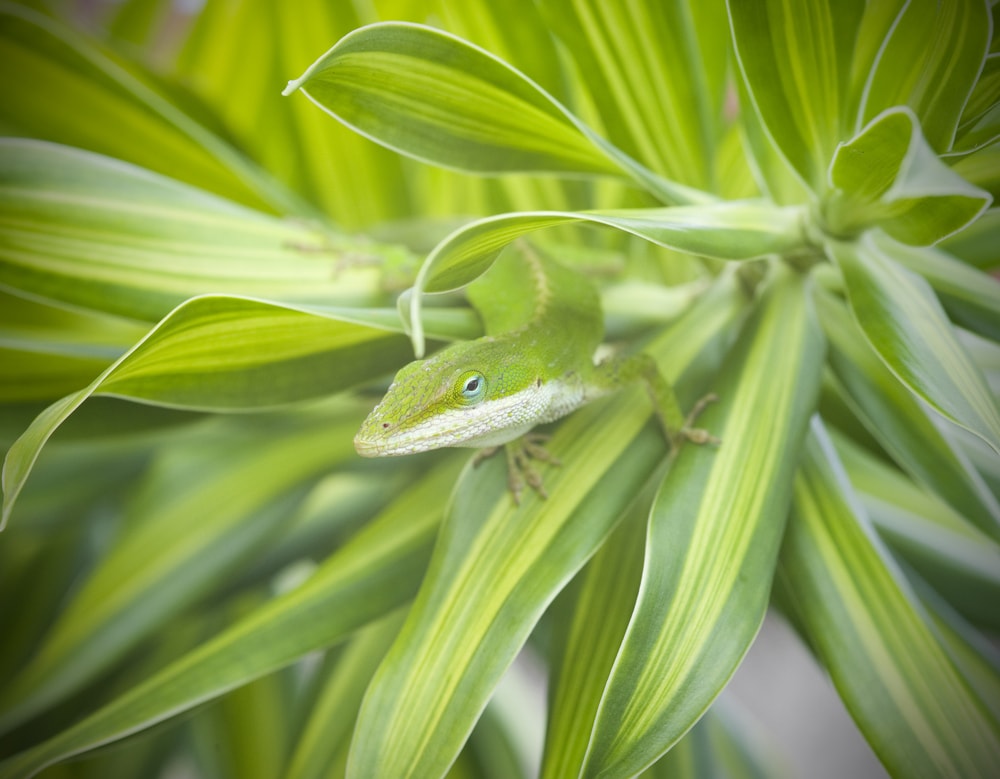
[727, 610, 889, 779]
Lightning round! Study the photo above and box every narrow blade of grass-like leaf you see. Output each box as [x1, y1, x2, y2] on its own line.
[645, 698, 783, 779]
[815, 288, 1000, 537]
[0, 4, 303, 214]
[834, 431, 1000, 631]
[884, 236, 1000, 341]
[540, 500, 647, 779]
[283, 22, 710, 205]
[728, 0, 864, 192]
[0, 402, 364, 733]
[0, 459, 462, 779]
[860, 0, 990, 153]
[777, 418, 1000, 777]
[582, 264, 824, 777]
[283, 611, 404, 779]
[539, 0, 727, 189]
[408, 203, 805, 353]
[830, 236, 1000, 454]
[1, 294, 473, 529]
[0, 140, 412, 321]
[347, 273, 750, 778]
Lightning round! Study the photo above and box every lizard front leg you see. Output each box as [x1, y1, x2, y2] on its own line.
[474, 433, 561, 504]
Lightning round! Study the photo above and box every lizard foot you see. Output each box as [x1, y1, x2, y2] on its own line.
[674, 393, 722, 449]
[474, 434, 561, 505]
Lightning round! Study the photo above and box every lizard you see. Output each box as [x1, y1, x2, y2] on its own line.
[353, 243, 717, 503]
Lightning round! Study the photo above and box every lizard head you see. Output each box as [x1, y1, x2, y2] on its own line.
[354, 339, 541, 457]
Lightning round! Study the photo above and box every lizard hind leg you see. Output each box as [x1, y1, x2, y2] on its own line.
[592, 352, 720, 452]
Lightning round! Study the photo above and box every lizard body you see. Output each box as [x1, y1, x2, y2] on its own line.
[354, 245, 713, 500]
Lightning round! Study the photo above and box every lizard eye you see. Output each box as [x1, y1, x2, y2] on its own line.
[458, 371, 486, 403]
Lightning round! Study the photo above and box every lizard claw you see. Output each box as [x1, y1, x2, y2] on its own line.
[474, 434, 560, 504]
[674, 393, 721, 449]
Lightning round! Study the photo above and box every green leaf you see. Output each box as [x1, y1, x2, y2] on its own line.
[824, 108, 991, 245]
[833, 431, 1000, 631]
[815, 288, 1000, 538]
[0, 139, 414, 322]
[174, 0, 413, 228]
[728, 0, 864, 192]
[541, 498, 647, 779]
[0, 294, 475, 530]
[0, 402, 364, 733]
[538, 0, 728, 189]
[0, 459, 462, 779]
[778, 417, 1000, 778]
[408, 202, 806, 353]
[950, 139, 1000, 202]
[283, 611, 404, 779]
[582, 264, 825, 777]
[645, 699, 783, 779]
[0, 3, 302, 214]
[830, 236, 1000, 455]
[884, 236, 1000, 341]
[283, 22, 711, 205]
[860, 0, 991, 154]
[940, 207, 1000, 270]
[346, 273, 750, 778]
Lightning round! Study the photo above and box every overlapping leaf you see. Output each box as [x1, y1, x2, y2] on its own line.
[0, 459, 463, 779]
[829, 236, 1000, 455]
[0, 139, 412, 321]
[347, 272, 750, 778]
[0, 402, 365, 733]
[582, 265, 824, 777]
[283, 21, 711, 205]
[407, 202, 805, 353]
[0, 294, 477, 529]
[0, 2, 302, 214]
[778, 418, 1000, 777]
[728, 0, 864, 193]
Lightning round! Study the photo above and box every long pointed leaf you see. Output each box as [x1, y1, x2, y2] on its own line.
[0, 402, 365, 733]
[728, 0, 864, 192]
[0, 140, 412, 321]
[777, 418, 1000, 777]
[1, 294, 476, 529]
[582, 263, 825, 777]
[283, 22, 710, 205]
[408, 202, 806, 353]
[347, 273, 749, 778]
[829, 236, 1000, 455]
[0, 459, 462, 779]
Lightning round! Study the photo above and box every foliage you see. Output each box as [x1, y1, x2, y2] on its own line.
[1, 0, 999, 777]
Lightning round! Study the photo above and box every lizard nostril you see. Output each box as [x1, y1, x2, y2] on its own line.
[382, 422, 390, 429]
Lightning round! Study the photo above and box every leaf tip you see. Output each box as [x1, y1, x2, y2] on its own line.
[281, 78, 303, 97]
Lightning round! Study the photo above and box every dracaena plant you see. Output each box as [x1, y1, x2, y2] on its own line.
[0, 0, 998, 777]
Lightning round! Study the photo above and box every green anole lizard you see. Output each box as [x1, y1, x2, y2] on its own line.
[354, 244, 716, 502]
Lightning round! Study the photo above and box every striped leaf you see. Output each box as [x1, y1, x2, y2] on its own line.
[539, 0, 728, 189]
[0, 139, 412, 322]
[0, 4, 302, 215]
[829, 236, 1000, 455]
[778, 418, 1000, 777]
[0, 402, 365, 733]
[582, 264, 824, 777]
[1, 294, 476, 529]
[346, 272, 750, 778]
[283, 22, 710, 205]
[860, 0, 991, 154]
[815, 288, 1000, 538]
[728, 0, 864, 193]
[0, 459, 462, 779]
[407, 202, 806, 353]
